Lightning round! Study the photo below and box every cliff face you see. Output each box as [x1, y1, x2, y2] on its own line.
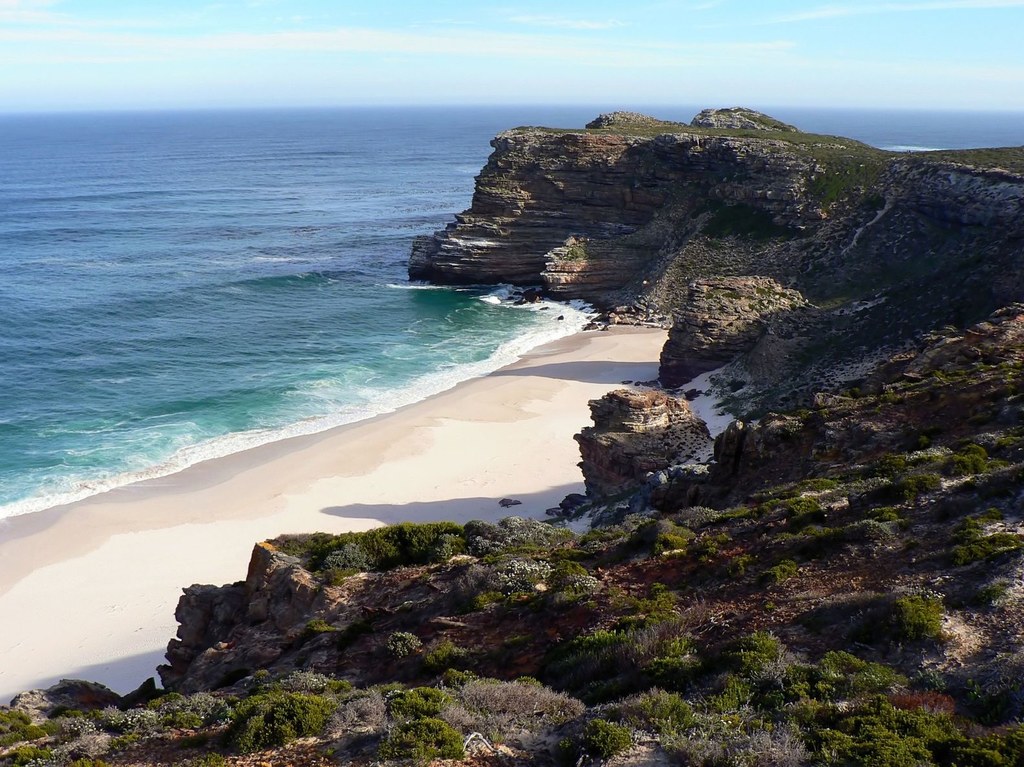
[658, 276, 808, 388]
[410, 124, 824, 305]
[574, 388, 711, 497]
[411, 111, 1024, 410]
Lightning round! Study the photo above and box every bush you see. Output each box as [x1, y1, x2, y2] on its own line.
[0, 710, 47, 747]
[284, 521, 466, 572]
[811, 651, 905, 700]
[948, 443, 989, 475]
[489, 557, 552, 594]
[226, 691, 335, 753]
[618, 689, 695, 735]
[7, 745, 53, 766]
[377, 717, 464, 763]
[456, 680, 584, 735]
[389, 687, 452, 720]
[890, 595, 945, 642]
[951, 515, 1023, 566]
[464, 516, 571, 557]
[724, 631, 785, 677]
[423, 640, 470, 673]
[812, 697, 959, 767]
[760, 559, 799, 585]
[894, 473, 942, 501]
[580, 718, 632, 760]
[386, 631, 423, 658]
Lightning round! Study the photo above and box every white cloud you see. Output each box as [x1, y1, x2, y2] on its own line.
[768, 0, 1024, 23]
[505, 14, 624, 30]
[0, 24, 794, 69]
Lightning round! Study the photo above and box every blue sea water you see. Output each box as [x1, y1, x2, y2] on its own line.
[1, 105, 1021, 518]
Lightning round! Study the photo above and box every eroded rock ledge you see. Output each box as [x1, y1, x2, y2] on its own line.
[659, 276, 809, 388]
[575, 388, 711, 498]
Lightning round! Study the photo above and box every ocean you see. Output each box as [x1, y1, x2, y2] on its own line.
[1, 105, 1021, 518]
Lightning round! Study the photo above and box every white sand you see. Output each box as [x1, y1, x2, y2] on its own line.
[0, 327, 667, 703]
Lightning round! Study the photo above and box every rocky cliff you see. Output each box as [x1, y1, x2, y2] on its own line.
[411, 109, 1024, 412]
[574, 388, 711, 497]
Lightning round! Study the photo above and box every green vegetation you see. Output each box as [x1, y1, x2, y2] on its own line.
[0, 711, 46, 748]
[378, 718, 464, 763]
[276, 521, 466, 572]
[702, 201, 796, 240]
[580, 718, 633, 760]
[226, 691, 335, 753]
[385, 630, 423, 658]
[890, 595, 946, 642]
[951, 513, 1024, 566]
[388, 687, 452, 720]
[761, 558, 799, 584]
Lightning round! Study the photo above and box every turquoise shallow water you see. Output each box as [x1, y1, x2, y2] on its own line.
[0, 105, 1021, 517]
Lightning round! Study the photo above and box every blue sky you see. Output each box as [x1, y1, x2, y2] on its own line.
[2, 0, 1023, 112]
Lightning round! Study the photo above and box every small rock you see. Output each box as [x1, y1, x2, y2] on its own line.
[559, 493, 589, 511]
[10, 679, 121, 720]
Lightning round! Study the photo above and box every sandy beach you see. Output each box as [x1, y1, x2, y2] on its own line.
[0, 326, 667, 702]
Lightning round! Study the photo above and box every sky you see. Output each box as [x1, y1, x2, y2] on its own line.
[1, 0, 1023, 113]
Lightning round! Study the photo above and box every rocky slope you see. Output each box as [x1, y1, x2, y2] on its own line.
[412, 108, 1024, 413]
[7, 308, 1024, 766]
[5, 109, 1024, 767]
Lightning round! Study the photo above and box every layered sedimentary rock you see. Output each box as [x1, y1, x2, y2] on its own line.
[691, 107, 799, 132]
[410, 122, 824, 305]
[412, 109, 1024, 409]
[575, 388, 712, 497]
[659, 276, 809, 388]
[160, 543, 318, 693]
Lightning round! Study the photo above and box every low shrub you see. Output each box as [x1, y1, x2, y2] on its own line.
[281, 521, 466, 572]
[423, 640, 470, 673]
[890, 595, 945, 642]
[580, 718, 633, 760]
[0, 710, 47, 747]
[723, 631, 785, 677]
[618, 689, 695, 735]
[389, 687, 452, 720]
[453, 679, 584, 740]
[377, 717, 464, 763]
[947, 443, 989, 476]
[760, 558, 799, 585]
[465, 516, 571, 557]
[951, 514, 1023, 566]
[386, 631, 423, 658]
[226, 691, 335, 753]
[7, 746, 54, 766]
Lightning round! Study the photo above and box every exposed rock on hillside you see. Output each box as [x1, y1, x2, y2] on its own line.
[691, 106, 800, 132]
[585, 111, 685, 131]
[575, 388, 711, 497]
[658, 276, 808, 388]
[409, 116, 826, 301]
[410, 109, 1024, 412]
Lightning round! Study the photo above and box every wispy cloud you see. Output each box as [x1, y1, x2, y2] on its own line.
[767, 0, 1024, 23]
[0, 23, 794, 69]
[505, 14, 624, 30]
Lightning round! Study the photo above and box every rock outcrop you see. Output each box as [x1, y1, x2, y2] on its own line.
[690, 107, 799, 132]
[575, 389, 712, 497]
[160, 543, 321, 693]
[659, 276, 809, 388]
[410, 109, 1024, 413]
[9, 680, 121, 720]
[410, 118, 827, 307]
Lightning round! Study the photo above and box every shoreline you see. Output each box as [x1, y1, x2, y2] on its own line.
[0, 326, 667, 702]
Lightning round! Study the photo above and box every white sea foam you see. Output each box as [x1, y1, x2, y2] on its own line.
[383, 282, 451, 290]
[883, 145, 944, 153]
[0, 297, 596, 521]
